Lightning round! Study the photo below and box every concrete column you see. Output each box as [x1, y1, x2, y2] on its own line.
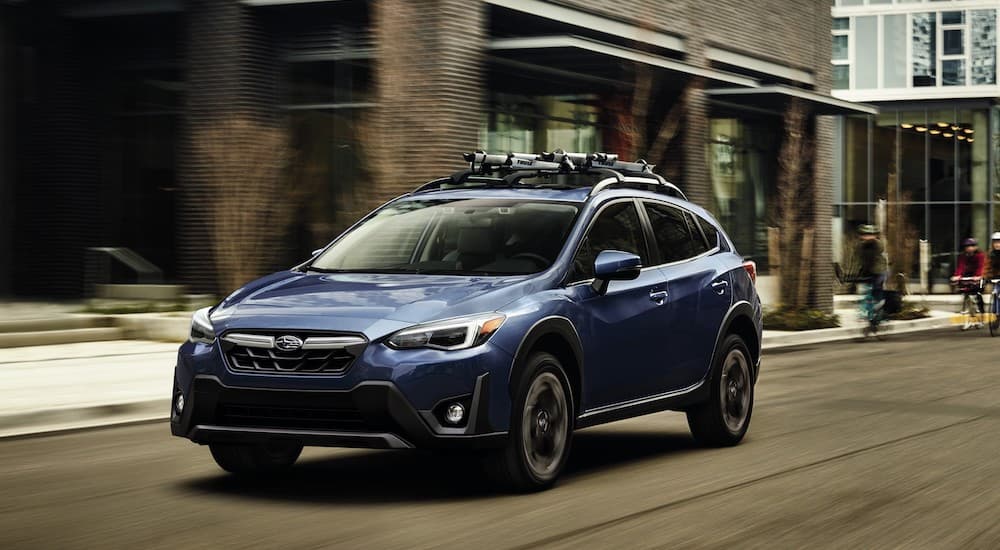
[179, 0, 279, 294]
[811, 116, 835, 312]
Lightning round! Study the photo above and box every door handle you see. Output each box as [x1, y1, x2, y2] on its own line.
[649, 290, 668, 305]
[711, 280, 729, 295]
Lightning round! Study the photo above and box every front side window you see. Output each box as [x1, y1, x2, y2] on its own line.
[570, 202, 647, 282]
[310, 199, 579, 276]
[644, 202, 704, 263]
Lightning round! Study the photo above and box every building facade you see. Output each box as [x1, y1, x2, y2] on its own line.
[831, 0, 1000, 288]
[1, 0, 855, 309]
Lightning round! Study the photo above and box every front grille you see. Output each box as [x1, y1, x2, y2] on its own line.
[221, 332, 366, 375]
[217, 403, 368, 431]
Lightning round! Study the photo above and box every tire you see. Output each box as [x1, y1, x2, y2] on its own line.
[990, 296, 999, 337]
[686, 334, 754, 447]
[209, 442, 302, 475]
[483, 352, 573, 492]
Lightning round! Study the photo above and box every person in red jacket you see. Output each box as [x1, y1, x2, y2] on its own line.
[951, 237, 986, 318]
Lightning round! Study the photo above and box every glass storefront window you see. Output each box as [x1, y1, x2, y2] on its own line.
[287, 60, 372, 105]
[480, 95, 600, 155]
[707, 116, 778, 271]
[284, 58, 373, 259]
[956, 109, 988, 202]
[873, 113, 897, 200]
[928, 109, 956, 202]
[843, 115, 869, 204]
[899, 111, 926, 201]
[837, 106, 997, 288]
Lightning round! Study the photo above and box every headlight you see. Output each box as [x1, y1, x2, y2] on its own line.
[189, 307, 216, 344]
[386, 313, 506, 351]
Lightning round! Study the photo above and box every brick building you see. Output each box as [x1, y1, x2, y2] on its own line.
[0, 0, 868, 309]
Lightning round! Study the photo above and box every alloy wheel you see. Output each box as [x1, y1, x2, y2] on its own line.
[720, 349, 751, 433]
[521, 372, 569, 479]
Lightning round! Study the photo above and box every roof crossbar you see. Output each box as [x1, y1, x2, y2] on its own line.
[411, 150, 687, 200]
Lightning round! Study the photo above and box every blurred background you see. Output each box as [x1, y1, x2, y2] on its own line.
[4, 2, 1000, 548]
[0, 0, 998, 306]
[1, 0, 841, 307]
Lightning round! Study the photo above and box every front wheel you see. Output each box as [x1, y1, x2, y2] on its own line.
[209, 442, 302, 475]
[990, 295, 999, 337]
[483, 352, 573, 492]
[686, 334, 754, 447]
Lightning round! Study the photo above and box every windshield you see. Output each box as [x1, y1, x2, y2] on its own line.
[309, 199, 580, 276]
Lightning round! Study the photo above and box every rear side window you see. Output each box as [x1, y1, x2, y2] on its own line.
[643, 202, 704, 263]
[684, 212, 711, 255]
[691, 214, 719, 250]
[570, 201, 648, 281]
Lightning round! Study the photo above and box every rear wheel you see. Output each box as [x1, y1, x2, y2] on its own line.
[483, 352, 572, 492]
[209, 442, 302, 475]
[687, 334, 754, 447]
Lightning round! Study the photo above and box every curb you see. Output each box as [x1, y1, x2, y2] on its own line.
[763, 314, 955, 350]
[0, 399, 170, 439]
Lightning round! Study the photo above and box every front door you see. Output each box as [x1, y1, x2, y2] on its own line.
[567, 200, 674, 408]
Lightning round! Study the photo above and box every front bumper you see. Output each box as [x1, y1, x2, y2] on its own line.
[171, 374, 507, 450]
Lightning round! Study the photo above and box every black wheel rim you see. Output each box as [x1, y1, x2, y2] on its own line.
[720, 349, 751, 433]
[521, 372, 568, 479]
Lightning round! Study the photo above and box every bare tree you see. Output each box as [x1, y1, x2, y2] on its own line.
[194, 117, 295, 293]
[883, 171, 919, 291]
[620, 63, 692, 172]
[774, 99, 814, 309]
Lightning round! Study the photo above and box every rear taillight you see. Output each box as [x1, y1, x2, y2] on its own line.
[742, 260, 757, 284]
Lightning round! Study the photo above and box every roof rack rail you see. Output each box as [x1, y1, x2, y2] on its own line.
[411, 150, 687, 200]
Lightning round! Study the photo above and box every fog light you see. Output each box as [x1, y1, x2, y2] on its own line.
[444, 403, 465, 425]
[175, 394, 185, 415]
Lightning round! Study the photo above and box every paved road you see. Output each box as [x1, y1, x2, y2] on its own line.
[2, 329, 999, 549]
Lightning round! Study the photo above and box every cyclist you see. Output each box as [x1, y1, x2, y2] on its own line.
[951, 237, 986, 323]
[989, 232, 1000, 280]
[855, 224, 886, 303]
[988, 233, 1000, 335]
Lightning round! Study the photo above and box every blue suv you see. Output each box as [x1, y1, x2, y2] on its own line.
[171, 151, 762, 491]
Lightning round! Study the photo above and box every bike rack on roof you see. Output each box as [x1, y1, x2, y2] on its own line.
[410, 150, 688, 201]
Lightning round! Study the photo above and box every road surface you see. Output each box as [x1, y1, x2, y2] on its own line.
[2, 329, 999, 549]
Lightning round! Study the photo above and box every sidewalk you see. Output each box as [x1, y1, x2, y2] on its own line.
[0, 341, 177, 437]
[0, 307, 968, 438]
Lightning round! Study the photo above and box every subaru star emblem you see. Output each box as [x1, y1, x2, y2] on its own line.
[274, 335, 303, 351]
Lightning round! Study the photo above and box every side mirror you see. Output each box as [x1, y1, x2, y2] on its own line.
[592, 250, 642, 295]
[311, 248, 324, 257]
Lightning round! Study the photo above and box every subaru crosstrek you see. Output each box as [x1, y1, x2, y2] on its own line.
[171, 151, 762, 491]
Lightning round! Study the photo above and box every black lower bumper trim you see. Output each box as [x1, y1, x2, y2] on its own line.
[172, 375, 506, 451]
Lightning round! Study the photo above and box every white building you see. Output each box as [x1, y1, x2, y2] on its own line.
[831, 0, 999, 285]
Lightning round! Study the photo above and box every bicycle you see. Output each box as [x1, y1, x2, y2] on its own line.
[952, 277, 985, 331]
[856, 278, 887, 339]
[988, 278, 1000, 337]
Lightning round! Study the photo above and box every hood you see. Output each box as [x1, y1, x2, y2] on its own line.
[212, 271, 537, 335]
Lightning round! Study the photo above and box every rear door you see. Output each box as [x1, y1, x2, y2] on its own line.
[642, 201, 732, 391]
